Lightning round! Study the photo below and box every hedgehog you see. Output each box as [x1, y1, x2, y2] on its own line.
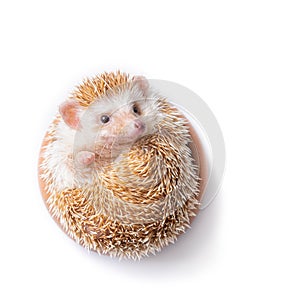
[38, 71, 203, 259]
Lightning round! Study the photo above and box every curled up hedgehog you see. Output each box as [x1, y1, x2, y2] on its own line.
[38, 71, 206, 260]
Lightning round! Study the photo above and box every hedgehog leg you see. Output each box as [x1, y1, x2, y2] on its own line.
[76, 151, 95, 166]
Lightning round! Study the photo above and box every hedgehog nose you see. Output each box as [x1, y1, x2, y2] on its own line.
[134, 120, 145, 130]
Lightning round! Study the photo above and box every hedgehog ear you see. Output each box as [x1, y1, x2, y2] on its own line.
[133, 76, 149, 94]
[59, 99, 82, 129]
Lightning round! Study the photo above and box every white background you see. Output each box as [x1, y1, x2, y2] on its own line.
[1, 1, 299, 301]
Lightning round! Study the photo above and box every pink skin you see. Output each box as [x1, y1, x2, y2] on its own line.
[131, 119, 145, 137]
[94, 118, 146, 160]
[59, 100, 81, 129]
[132, 75, 149, 92]
[76, 151, 95, 166]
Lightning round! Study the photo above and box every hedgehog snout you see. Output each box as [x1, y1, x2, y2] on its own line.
[133, 119, 146, 136]
[134, 120, 145, 131]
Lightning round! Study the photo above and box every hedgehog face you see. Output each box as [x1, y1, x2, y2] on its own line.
[93, 101, 147, 145]
[79, 80, 161, 151]
[61, 76, 163, 160]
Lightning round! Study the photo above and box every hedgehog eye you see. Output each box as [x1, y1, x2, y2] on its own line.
[100, 115, 110, 124]
[132, 104, 141, 115]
